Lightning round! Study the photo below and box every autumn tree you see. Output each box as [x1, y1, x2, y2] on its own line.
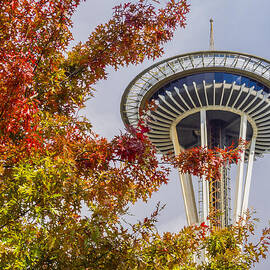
[0, 0, 269, 269]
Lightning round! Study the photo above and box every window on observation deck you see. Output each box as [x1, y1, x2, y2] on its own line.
[151, 72, 269, 100]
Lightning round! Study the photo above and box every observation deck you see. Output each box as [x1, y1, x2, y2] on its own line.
[121, 51, 270, 157]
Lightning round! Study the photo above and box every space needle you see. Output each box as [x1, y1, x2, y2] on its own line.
[120, 20, 270, 228]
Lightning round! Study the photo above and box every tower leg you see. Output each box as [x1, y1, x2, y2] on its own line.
[178, 173, 199, 225]
[234, 114, 247, 224]
[171, 125, 198, 225]
[241, 137, 256, 219]
[200, 110, 209, 224]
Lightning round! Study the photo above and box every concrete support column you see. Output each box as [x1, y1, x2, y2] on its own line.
[234, 114, 247, 224]
[171, 125, 198, 226]
[241, 137, 256, 219]
[200, 109, 209, 224]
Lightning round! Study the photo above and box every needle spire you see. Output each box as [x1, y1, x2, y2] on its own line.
[210, 18, 214, 50]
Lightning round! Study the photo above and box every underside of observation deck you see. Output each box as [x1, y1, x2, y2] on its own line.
[121, 51, 270, 157]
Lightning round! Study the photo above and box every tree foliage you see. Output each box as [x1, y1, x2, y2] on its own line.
[163, 140, 248, 181]
[0, 0, 269, 269]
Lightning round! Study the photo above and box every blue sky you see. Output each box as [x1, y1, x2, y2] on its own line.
[72, 1, 270, 268]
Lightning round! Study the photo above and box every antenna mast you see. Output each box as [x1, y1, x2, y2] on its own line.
[210, 18, 214, 50]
